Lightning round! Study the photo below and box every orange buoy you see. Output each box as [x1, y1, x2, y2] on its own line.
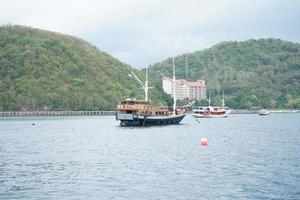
[200, 138, 208, 146]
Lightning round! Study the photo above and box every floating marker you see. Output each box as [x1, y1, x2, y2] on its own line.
[200, 138, 208, 146]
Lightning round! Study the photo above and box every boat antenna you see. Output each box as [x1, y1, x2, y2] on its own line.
[173, 57, 176, 115]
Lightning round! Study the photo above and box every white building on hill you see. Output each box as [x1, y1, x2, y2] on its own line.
[162, 77, 207, 100]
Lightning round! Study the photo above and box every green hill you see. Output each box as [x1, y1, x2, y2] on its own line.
[1, 25, 299, 111]
[149, 39, 300, 109]
[0, 25, 170, 111]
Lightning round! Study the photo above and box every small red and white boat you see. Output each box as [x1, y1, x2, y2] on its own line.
[192, 92, 229, 118]
[192, 106, 229, 118]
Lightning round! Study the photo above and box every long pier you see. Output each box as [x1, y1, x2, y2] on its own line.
[0, 111, 116, 116]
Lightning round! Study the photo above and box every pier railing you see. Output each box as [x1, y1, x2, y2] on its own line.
[0, 111, 116, 116]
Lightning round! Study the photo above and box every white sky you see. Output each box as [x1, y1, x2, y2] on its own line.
[1, 0, 299, 68]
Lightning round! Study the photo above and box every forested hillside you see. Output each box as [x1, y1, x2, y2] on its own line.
[0, 25, 170, 111]
[149, 39, 300, 109]
[1, 25, 299, 111]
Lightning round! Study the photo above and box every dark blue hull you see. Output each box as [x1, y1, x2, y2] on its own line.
[116, 113, 187, 126]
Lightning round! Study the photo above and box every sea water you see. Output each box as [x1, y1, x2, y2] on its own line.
[0, 113, 299, 199]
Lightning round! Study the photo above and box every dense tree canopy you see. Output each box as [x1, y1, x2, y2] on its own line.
[1, 25, 299, 110]
[149, 39, 300, 109]
[0, 25, 170, 111]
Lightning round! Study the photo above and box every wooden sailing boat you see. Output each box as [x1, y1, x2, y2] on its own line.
[116, 58, 187, 126]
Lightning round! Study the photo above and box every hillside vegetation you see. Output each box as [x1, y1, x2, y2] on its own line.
[1, 25, 299, 111]
[150, 39, 300, 109]
[0, 25, 170, 111]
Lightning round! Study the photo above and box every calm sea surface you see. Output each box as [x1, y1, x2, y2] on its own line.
[0, 113, 300, 199]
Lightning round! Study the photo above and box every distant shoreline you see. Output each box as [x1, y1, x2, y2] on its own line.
[230, 109, 300, 114]
[0, 111, 116, 116]
[0, 110, 299, 116]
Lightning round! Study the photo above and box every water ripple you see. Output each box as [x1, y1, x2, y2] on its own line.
[0, 114, 299, 199]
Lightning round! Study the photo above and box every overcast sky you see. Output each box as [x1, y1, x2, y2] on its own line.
[1, 0, 300, 68]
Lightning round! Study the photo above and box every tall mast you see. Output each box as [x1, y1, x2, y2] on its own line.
[208, 92, 211, 107]
[185, 52, 188, 79]
[222, 63, 225, 108]
[145, 65, 148, 101]
[173, 58, 176, 115]
[222, 90, 225, 107]
[130, 64, 152, 101]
